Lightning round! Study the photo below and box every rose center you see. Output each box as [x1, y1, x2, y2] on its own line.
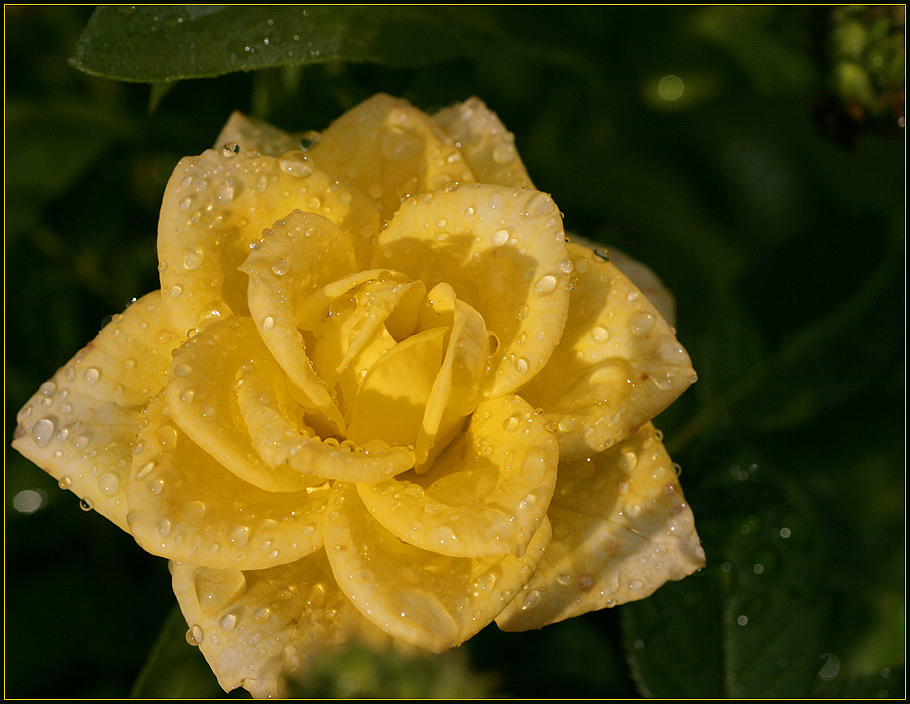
[301, 271, 489, 467]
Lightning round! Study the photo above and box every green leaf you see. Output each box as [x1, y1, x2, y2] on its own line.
[131, 604, 229, 699]
[621, 454, 831, 697]
[70, 5, 503, 82]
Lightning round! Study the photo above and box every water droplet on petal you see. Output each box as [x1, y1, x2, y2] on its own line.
[222, 142, 240, 157]
[522, 590, 541, 610]
[98, 472, 121, 495]
[491, 229, 510, 246]
[215, 184, 234, 204]
[271, 258, 289, 276]
[228, 524, 250, 548]
[186, 625, 203, 646]
[533, 275, 558, 296]
[629, 310, 656, 336]
[83, 367, 101, 384]
[32, 417, 56, 448]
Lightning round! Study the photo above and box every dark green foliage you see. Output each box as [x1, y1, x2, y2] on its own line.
[5, 5, 903, 698]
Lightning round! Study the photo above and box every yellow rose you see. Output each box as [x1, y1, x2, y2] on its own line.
[12, 94, 704, 698]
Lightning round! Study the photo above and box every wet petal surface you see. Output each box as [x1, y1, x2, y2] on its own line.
[496, 422, 705, 631]
[434, 96, 534, 189]
[308, 92, 475, 223]
[520, 243, 696, 460]
[127, 392, 328, 570]
[326, 482, 551, 653]
[11, 292, 179, 530]
[358, 394, 558, 558]
[374, 184, 571, 397]
[171, 552, 395, 698]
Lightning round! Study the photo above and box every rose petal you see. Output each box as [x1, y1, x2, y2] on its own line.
[326, 482, 552, 653]
[346, 327, 447, 448]
[235, 364, 417, 483]
[241, 210, 360, 432]
[165, 316, 320, 493]
[170, 552, 396, 698]
[127, 392, 328, 570]
[11, 292, 178, 530]
[415, 283, 488, 467]
[214, 111, 300, 157]
[308, 93, 475, 223]
[495, 422, 705, 631]
[434, 96, 534, 189]
[157, 147, 377, 333]
[358, 394, 558, 558]
[373, 184, 571, 398]
[304, 272, 423, 420]
[520, 243, 696, 460]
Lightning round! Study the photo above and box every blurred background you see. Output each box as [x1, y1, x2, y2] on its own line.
[5, 5, 904, 698]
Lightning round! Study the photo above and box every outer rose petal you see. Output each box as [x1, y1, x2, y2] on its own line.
[307, 93, 475, 223]
[496, 423, 705, 631]
[358, 394, 558, 558]
[157, 147, 377, 333]
[326, 482, 552, 653]
[520, 242, 696, 460]
[373, 184, 572, 398]
[215, 111, 300, 157]
[127, 392, 328, 570]
[434, 96, 535, 189]
[11, 292, 179, 530]
[171, 552, 397, 699]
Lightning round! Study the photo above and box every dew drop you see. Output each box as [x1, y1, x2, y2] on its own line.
[491, 229, 510, 246]
[135, 461, 155, 480]
[83, 367, 101, 385]
[222, 142, 240, 157]
[629, 310, 656, 336]
[183, 248, 203, 270]
[522, 590, 541, 610]
[557, 259, 574, 273]
[590, 326, 610, 342]
[58, 476, 72, 490]
[186, 625, 203, 646]
[157, 518, 172, 537]
[215, 184, 234, 204]
[533, 275, 558, 297]
[219, 613, 238, 631]
[271, 258, 289, 276]
[174, 364, 193, 378]
[32, 417, 56, 448]
[228, 524, 250, 548]
[79, 498, 94, 512]
[515, 357, 529, 374]
[261, 316, 275, 331]
[98, 472, 121, 495]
